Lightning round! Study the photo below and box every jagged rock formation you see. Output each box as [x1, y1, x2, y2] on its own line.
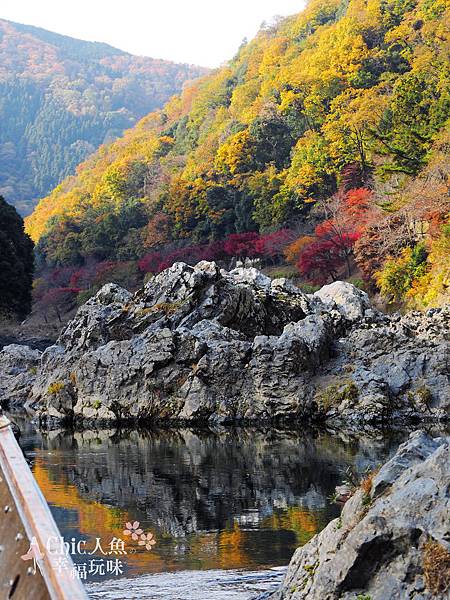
[0, 262, 448, 425]
[0, 344, 41, 407]
[268, 430, 450, 600]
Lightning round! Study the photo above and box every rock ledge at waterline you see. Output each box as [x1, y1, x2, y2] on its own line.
[268, 430, 450, 600]
[0, 261, 448, 425]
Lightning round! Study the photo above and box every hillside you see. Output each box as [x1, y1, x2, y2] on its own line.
[0, 196, 34, 318]
[0, 19, 208, 213]
[27, 0, 449, 313]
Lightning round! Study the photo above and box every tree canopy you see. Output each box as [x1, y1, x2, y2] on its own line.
[0, 196, 34, 318]
[25, 0, 450, 310]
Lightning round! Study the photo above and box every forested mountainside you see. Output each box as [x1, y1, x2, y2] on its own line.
[0, 19, 208, 214]
[0, 196, 34, 318]
[27, 0, 449, 315]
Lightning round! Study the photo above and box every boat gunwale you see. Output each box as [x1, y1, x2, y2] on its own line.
[0, 416, 88, 599]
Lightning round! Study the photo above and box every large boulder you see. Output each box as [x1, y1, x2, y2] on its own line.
[30, 262, 322, 423]
[2, 261, 446, 426]
[314, 281, 371, 322]
[323, 306, 450, 427]
[269, 430, 450, 600]
[0, 344, 41, 407]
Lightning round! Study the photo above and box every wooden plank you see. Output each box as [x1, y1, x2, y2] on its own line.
[0, 416, 88, 599]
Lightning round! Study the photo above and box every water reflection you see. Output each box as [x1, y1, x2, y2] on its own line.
[16, 422, 409, 584]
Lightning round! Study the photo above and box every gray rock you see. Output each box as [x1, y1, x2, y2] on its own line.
[371, 430, 447, 497]
[314, 281, 371, 322]
[0, 261, 446, 425]
[227, 266, 272, 290]
[269, 431, 450, 600]
[0, 344, 41, 407]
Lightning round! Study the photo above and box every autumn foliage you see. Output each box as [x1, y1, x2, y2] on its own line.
[138, 230, 295, 275]
[298, 233, 360, 284]
[20, 0, 450, 311]
[291, 188, 377, 284]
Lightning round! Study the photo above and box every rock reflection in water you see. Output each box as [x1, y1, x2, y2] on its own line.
[18, 423, 405, 580]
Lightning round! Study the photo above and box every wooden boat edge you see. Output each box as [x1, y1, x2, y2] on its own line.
[0, 416, 88, 599]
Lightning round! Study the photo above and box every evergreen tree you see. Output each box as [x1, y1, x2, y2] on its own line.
[0, 196, 34, 318]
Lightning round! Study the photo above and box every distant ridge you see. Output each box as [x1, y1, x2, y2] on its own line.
[0, 18, 209, 214]
[3, 18, 129, 59]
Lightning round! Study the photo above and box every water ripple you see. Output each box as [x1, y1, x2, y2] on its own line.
[86, 566, 286, 599]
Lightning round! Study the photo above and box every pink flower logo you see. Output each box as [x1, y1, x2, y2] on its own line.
[123, 521, 143, 541]
[138, 532, 157, 551]
[21, 537, 44, 562]
[21, 537, 44, 573]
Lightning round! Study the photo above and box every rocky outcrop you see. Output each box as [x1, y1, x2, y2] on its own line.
[0, 344, 41, 407]
[2, 261, 448, 425]
[268, 430, 450, 600]
[0, 336, 53, 352]
[316, 304, 450, 427]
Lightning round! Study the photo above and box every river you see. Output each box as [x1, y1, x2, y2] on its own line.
[15, 419, 440, 599]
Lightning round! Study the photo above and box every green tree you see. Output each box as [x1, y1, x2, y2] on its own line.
[0, 196, 34, 317]
[249, 106, 294, 170]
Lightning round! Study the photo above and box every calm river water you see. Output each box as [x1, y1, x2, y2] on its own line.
[15, 419, 438, 599]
